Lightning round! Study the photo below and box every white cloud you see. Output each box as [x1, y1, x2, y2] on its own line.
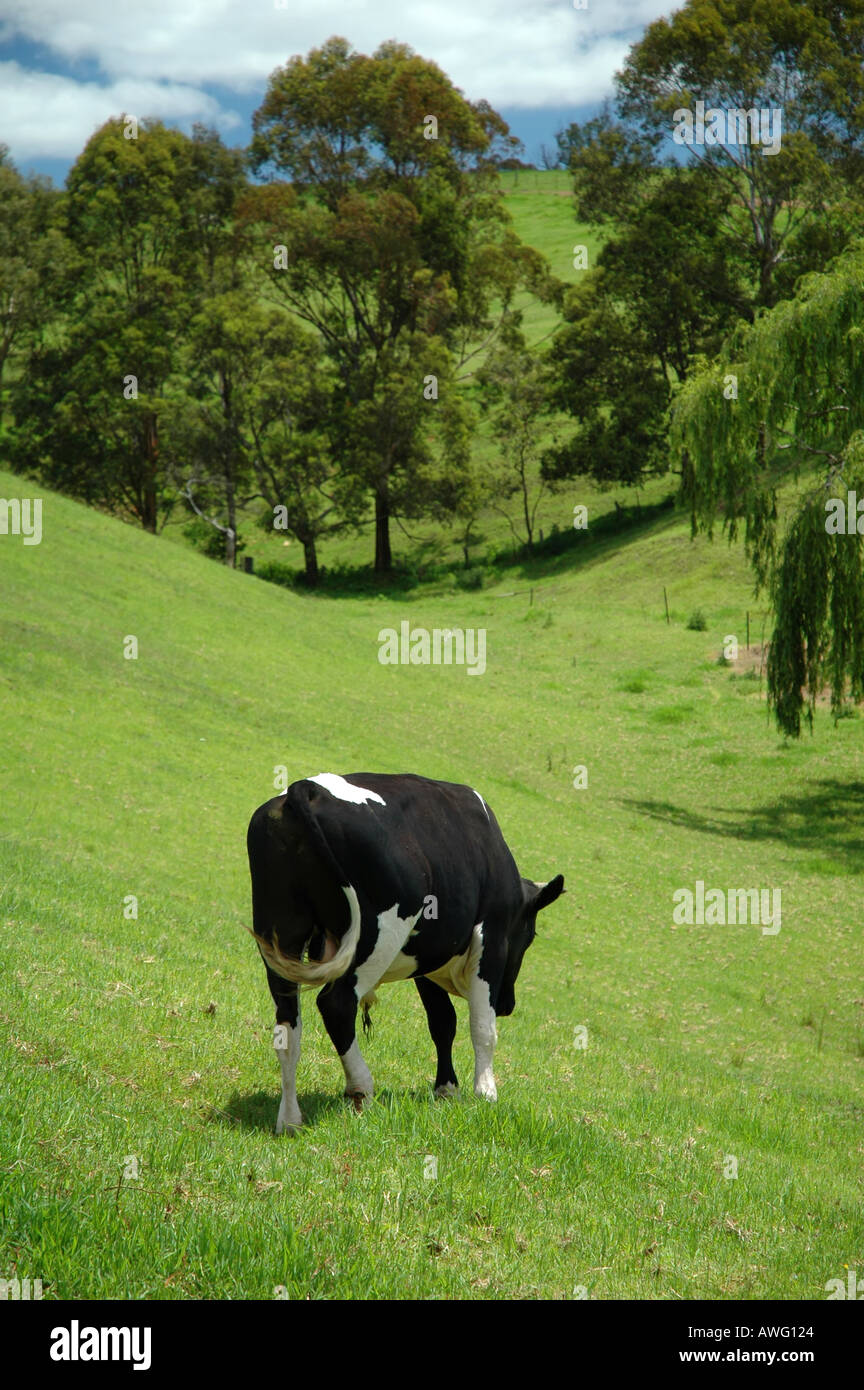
[0, 0, 671, 95]
[0, 0, 672, 160]
[0, 61, 241, 160]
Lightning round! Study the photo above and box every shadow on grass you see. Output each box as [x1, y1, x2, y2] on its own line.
[623, 778, 864, 873]
[252, 493, 680, 600]
[208, 1086, 409, 1132]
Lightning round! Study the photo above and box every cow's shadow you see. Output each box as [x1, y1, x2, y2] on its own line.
[208, 1086, 406, 1132]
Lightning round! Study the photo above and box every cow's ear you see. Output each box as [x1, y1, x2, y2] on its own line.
[533, 874, 564, 912]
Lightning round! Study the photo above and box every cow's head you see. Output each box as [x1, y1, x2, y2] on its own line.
[496, 873, 565, 1016]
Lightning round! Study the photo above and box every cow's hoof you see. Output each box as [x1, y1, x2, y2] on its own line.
[275, 1112, 304, 1134]
[474, 1084, 498, 1102]
[345, 1090, 371, 1113]
[434, 1082, 459, 1099]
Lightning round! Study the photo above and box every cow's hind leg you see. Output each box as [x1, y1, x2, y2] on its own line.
[415, 976, 459, 1097]
[317, 976, 373, 1107]
[266, 968, 303, 1133]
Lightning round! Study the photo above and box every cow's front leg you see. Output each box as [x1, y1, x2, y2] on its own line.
[468, 968, 498, 1101]
[268, 973, 303, 1133]
[415, 976, 459, 1097]
[317, 976, 373, 1107]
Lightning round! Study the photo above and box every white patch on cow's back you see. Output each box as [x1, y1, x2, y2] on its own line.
[473, 789, 489, 818]
[353, 903, 422, 1000]
[423, 922, 484, 999]
[309, 773, 385, 806]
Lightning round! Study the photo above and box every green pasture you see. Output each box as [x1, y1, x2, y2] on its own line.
[1, 466, 861, 1299]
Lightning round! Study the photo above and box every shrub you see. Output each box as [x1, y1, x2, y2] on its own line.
[255, 559, 297, 589]
[183, 517, 245, 562]
[454, 565, 488, 591]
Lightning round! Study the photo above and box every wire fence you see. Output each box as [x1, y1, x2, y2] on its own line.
[490, 580, 773, 652]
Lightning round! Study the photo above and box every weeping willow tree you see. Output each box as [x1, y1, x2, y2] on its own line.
[671, 240, 864, 736]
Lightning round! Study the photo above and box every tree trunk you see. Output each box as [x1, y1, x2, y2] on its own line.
[756, 420, 766, 475]
[463, 519, 475, 569]
[758, 229, 776, 309]
[522, 472, 533, 549]
[0, 347, 8, 429]
[374, 488, 392, 573]
[225, 467, 237, 568]
[303, 538, 319, 586]
[221, 370, 239, 568]
[142, 413, 159, 533]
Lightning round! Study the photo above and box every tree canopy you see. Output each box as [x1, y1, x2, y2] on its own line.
[672, 238, 864, 734]
[245, 36, 546, 571]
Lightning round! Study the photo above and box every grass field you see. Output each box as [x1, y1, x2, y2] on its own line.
[1, 463, 862, 1300]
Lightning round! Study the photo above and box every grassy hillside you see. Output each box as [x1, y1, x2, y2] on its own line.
[496, 168, 603, 346]
[1, 465, 862, 1300]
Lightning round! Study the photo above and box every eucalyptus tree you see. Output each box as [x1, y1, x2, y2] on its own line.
[245, 36, 547, 572]
[549, 2, 864, 498]
[15, 120, 245, 532]
[0, 149, 73, 429]
[561, 0, 864, 310]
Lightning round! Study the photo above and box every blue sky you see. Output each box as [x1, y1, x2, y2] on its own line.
[0, 1, 672, 183]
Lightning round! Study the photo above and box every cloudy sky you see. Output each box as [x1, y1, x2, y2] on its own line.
[0, 0, 673, 182]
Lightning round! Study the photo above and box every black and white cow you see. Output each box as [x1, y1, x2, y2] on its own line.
[247, 772, 564, 1131]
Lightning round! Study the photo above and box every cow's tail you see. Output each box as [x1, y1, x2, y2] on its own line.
[249, 884, 361, 986]
[248, 780, 362, 987]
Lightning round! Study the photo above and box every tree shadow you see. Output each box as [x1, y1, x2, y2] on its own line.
[254, 495, 681, 600]
[502, 494, 680, 585]
[623, 778, 864, 873]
